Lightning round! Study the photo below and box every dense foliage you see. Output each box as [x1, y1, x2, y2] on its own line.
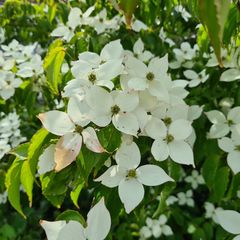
[0, 0, 240, 239]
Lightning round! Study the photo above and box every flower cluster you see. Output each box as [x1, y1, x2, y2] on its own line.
[0, 112, 26, 159]
[0, 40, 44, 100]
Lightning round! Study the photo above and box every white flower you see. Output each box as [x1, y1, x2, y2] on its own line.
[127, 38, 154, 62]
[90, 9, 120, 34]
[86, 86, 140, 136]
[159, 28, 175, 47]
[177, 190, 194, 207]
[38, 97, 104, 171]
[184, 170, 204, 189]
[66, 40, 124, 93]
[216, 209, 240, 239]
[183, 69, 209, 87]
[170, 42, 196, 69]
[205, 107, 240, 138]
[145, 117, 194, 165]
[122, 55, 169, 101]
[218, 130, 240, 174]
[51, 7, 94, 42]
[41, 198, 111, 240]
[17, 54, 43, 78]
[140, 215, 173, 239]
[204, 202, 222, 223]
[95, 142, 173, 213]
[174, 5, 191, 22]
[0, 71, 22, 100]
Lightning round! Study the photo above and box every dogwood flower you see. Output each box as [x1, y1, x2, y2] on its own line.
[41, 198, 111, 240]
[140, 215, 173, 239]
[170, 42, 196, 69]
[125, 38, 153, 62]
[122, 55, 169, 100]
[86, 86, 140, 136]
[216, 210, 240, 240]
[0, 71, 22, 100]
[206, 107, 240, 138]
[68, 40, 124, 91]
[184, 170, 204, 189]
[51, 7, 94, 42]
[184, 69, 209, 87]
[204, 202, 222, 223]
[218, 130, 240, 174]
[177, 190, 194, 207]
[95, 142, 173, 213]
[145, 117, 194, 165]
[38, 96, 104, 171]
[174, 5, 191, 22]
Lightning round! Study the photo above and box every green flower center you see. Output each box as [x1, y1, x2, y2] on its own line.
[111, 105, 120, 115]
[163, 117, 172, 126]
[127, 169, 137, 178]
[88, 73, 97, 83]
[235, 145, 240, 152]
[164, 134, 174, 143]
[75, 125, 83, 133]
[146, 72, 154, 81]
[227, 119, 234, 126]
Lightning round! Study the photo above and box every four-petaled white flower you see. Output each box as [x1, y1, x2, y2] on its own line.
[184, 69, 209, 88]
[206, 107, 240, 138]
[95, 142, 173, 213]
[41, 198, 111, 240]
[38, 96, 104, 172]
[145, 116, 194, 165]
[86, 86, 140, 136]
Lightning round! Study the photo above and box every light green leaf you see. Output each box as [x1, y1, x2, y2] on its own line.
[56, 210, 86, 226]
[70, 182, 84, 208]
[5, 158, 25, 218]
[199, 0, 231, 66]
[44, 41, 65, 94]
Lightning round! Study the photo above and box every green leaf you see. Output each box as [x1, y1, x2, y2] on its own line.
[5, 158, 25, 218]
[9, 143, 29, 160]
[56, 210, 86, 226]
[199, 0, 231, 66]
[44, 41, 65, 94]
[21, 128, 49, 206]
[211, 166, 230, 202]
[119, 0, 139, 26]
[70, 182, 84, 208]
[202, 154, 220, 189]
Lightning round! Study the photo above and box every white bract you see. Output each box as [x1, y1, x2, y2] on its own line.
[41, 198, 111, 240]
[125, 38, 154, 62]
[122, 55, 169, 101]
[183, 69, 209, 87]
[216, 210, 240, 240]
[218, 130, 240, 174]
[51, 7, 94, 42]
[206, 107, 240, 138]
[174, 5, 191, 22]
[95, 142, 173, 213]
[170, 42, 197, 69]
[64, 40, 124, 96]
[145, 116, 194, 165]
[86, 86, 140, 136]
[38, 98, 104, 172]
[204, 202, 222, 223]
